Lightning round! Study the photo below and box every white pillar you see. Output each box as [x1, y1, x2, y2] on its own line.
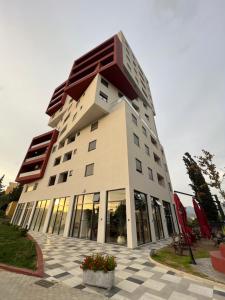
[27, 201, 36, 229]
[147, 195, 156, 242]
[97, 190, 106, 244]
[126, 187, 137, 249]
[42, 199, 54, 233]
[63, 196, 75, 237]
[159, 201, 169, 239]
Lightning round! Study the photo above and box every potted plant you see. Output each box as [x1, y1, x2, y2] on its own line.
[114, 203, 126, 245]
[81, 253, 116, 289]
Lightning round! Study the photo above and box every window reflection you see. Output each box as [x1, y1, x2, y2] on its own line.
[106, 189, 127, 245]
[30, 200, 50, 231]
[12, 203, 25, 225]
[20, 202, 34, 228]
[152, 197, 164, 240]
[163, 200, 175, 236]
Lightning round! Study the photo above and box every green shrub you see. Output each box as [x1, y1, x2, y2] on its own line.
[80, 253, 117, 272]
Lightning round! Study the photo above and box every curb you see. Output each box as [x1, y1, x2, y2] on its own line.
[0, 234, 44, 278]
[149, 255, 225, 288]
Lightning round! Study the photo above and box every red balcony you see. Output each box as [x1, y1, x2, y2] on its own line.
[16, 130, 58, 184]
[46, 81, 68, 116]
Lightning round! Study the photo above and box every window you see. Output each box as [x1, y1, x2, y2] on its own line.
[142, 126, 147, 136]
[73, 113, 77, 121]
[118, 92, 123, 98]
[148, 168, 153, 180]
[145, 114, 149, 121]
[133, 133, 140, 147]
[145, 145, 150, 156]
[151, 136, 158, 147]
[127, 63, 131, 71]
[58, 171, 68, 183]
[69, 170, 73, 176]
[58, 140, 65, 149]
[63, 113, 70, 124]
[132, 114, 137, 126]
[67, 134, 75, 144]
[54, 156, 61, 166]
[52, 145, 57, 153]
[99, 91, 108, 102]
[126, 54, 131, 62]
[157, 174, 165, 187]
[132, 102, 139, 112]
[164, 163, 168, 172]
[69, 98, 73, 103]
[63, 151, 72, 162]
[101, 78, 108, 88]
[88, 140, 96, 151]
[154, 153, 161, 165]
[91, 121, 98, 131]
[25, 183, 38, 192]
[85, 163, 94, 176]
[143, 102, 147, 109]
[77, 131, 80, 136]
[136, 158, 142, 173]
[168, 182, 172, 191]
[48, 175, 56, 186]
[73, 149, 77, 155]
[59, 125, 67, 136]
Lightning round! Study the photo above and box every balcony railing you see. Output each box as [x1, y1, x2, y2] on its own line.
[18, 170, 41, 178]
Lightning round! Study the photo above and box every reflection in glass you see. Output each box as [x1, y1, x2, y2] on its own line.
[134, 191, 151, 245]
[152, 198, 164, 240]
[163, 201, 175, 236]
[70, 193, 99, 241]
[48, 197, 70, 235]
[30, 200, 50, 231]
[20, 202, 34, 228]
[12, 203, 25, 225]
[106, 189, 127, 245]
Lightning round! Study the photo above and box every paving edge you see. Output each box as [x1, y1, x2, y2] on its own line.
[149, 255, 225, 288]
[0, 234, 44, 278]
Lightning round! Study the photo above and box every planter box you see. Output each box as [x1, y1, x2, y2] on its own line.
[83, 269, 115, 289]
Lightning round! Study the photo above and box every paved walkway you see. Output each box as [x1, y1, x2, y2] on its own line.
[29, 231, 225, 300]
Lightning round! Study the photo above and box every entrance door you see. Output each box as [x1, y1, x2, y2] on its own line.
[70, 193, 100, 241]
[163, 201, 175, 236]
[134, 191, 151, 245]
[152, 198, 164, 240]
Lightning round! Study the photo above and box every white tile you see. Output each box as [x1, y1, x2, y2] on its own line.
[188, 283, 213, 298]
[129, 263, 145, 270]
[117, 279, 139, 293]
[116, 264, 128, 271]
[46, 268, 65, 276]
[116, 270, 131, 279]
[168, 291, 197, 300]
[151, 266, 168, 274]
[161, 274, 181, 283]
[135, 270, 154, 278]
[135, 258, 148, 264]
[63, 276, 82, 287]
[143, 278, 166, 291]
[111, 293, 130, 300]
[118, 258, 131, 264]
[139, 293, 165, 300]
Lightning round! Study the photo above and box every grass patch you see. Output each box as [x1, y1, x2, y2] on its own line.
[152, 241, 213, 278]
[0, 220, 36, 270]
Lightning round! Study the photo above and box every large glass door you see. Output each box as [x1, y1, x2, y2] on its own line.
[163, 201, 175, 236]
[106, 189, 127, 245]
[12, 203, 25, 225]
[152, 198, 164, 240]
[20, 202, 34, 229]
[30, 200, 50, 232]
[70, 193, 100, 241]
[134, 191, 151, 245]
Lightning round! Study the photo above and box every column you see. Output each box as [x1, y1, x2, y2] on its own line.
[126, 187, 137, 249]
[97, 190, 106, 244]
[160, 201, 169, 239]
[147, 195, 156, 242]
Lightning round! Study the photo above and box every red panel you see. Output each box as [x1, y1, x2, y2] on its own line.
[16, 130, 58, 184]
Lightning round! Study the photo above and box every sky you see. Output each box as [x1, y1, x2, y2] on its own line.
[0, 0, 224, 206]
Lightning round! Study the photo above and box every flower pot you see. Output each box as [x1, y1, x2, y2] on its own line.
[117, 235, 126, 245]
[83, 269, 115, 289]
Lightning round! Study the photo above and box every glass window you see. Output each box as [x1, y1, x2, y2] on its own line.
[152, 198, 164, 240]
[54, 157, 61, 166]
[145, 145, 150, 156]
[30, 200, 50, 232]
[58, 171, 68, 183]
[48, 197, 70, 235]
[118, 92, 123, 98]
[148, 167, 154, 180]
[163, 201, 175, 236]
[154, 153, 161, 165]
[132, 114, 137, 126]
[85, 163, 94, 176]
[48, 175, 56, 186]
[145, 114, 149, 121]
[99, 91, 108, 102]
[157, 173, 165, 187]
[142, 126, 147, 136]
[20, 202, 34, 229]
[106, 189, 127, 245]
[91, 121, 98, 131]
[88, 140, 96, 151]
[12, 203, 25, 225]
[101, 78, 108, 88]
[134, 191, 151, 245]
[133, 133, 140, 147]
[136, 158, 142, 173]
[63, 151, 72, 162]
[70, 193, 100, 241]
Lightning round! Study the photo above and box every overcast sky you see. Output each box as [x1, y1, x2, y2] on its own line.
[0, 0, 224, 206]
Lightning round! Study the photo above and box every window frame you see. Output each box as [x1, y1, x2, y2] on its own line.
[85, 163, 94, 177]
[88, 140, 97, 152]
[135, 158, 142, 173]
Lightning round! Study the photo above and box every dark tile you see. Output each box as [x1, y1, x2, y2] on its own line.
[126, 277, 144, 285]
[54, 271, 70, 278]
[45, 257, 54, 262]
[74, 284, 86, 290]
[46, 263, 63, 269]
[125, 267, 139, 272]
[142, 261, 155, 267]
[129, 257, 137, 260]
[167, 270, 176, 275]
[106, 286, 121, 298]
[214, 290, 225, 297]
[43, 273, 50, 278]
[35, 280, 55, 288]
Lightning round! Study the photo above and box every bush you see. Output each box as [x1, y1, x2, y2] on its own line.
[19, 228, 28, 237]
[80, 253, 117, 272]
[0, 210, 5, 217]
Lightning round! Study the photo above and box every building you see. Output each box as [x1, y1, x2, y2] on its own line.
[5, 182, 19, 194]
[12, 32, 178, 248]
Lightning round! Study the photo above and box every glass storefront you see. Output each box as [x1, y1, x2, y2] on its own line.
[20, 202, 35, 229]
[70, 193, 99, 240]
[134, 191, 151, 245]
[106, 189, 127, 245]
[163, 201, 175, 236]
[152, 197, 164, 240]
[48, 197, 70, 235]
[30, 200, 50, 232]
[12, 203, 25, 225]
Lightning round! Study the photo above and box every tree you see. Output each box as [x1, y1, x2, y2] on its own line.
[183, 152, 218, 222]
[0, 175, 5, 196]
[196, 150, 225, 200]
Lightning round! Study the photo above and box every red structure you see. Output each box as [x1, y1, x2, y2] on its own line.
[210, 243, 225, 274]
[46, 35, 138, 116]
[16, 130, 58, 184]
[192, 198, 211, 239]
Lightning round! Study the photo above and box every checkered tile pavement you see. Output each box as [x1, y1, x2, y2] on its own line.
[30, 231, 225, 300]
